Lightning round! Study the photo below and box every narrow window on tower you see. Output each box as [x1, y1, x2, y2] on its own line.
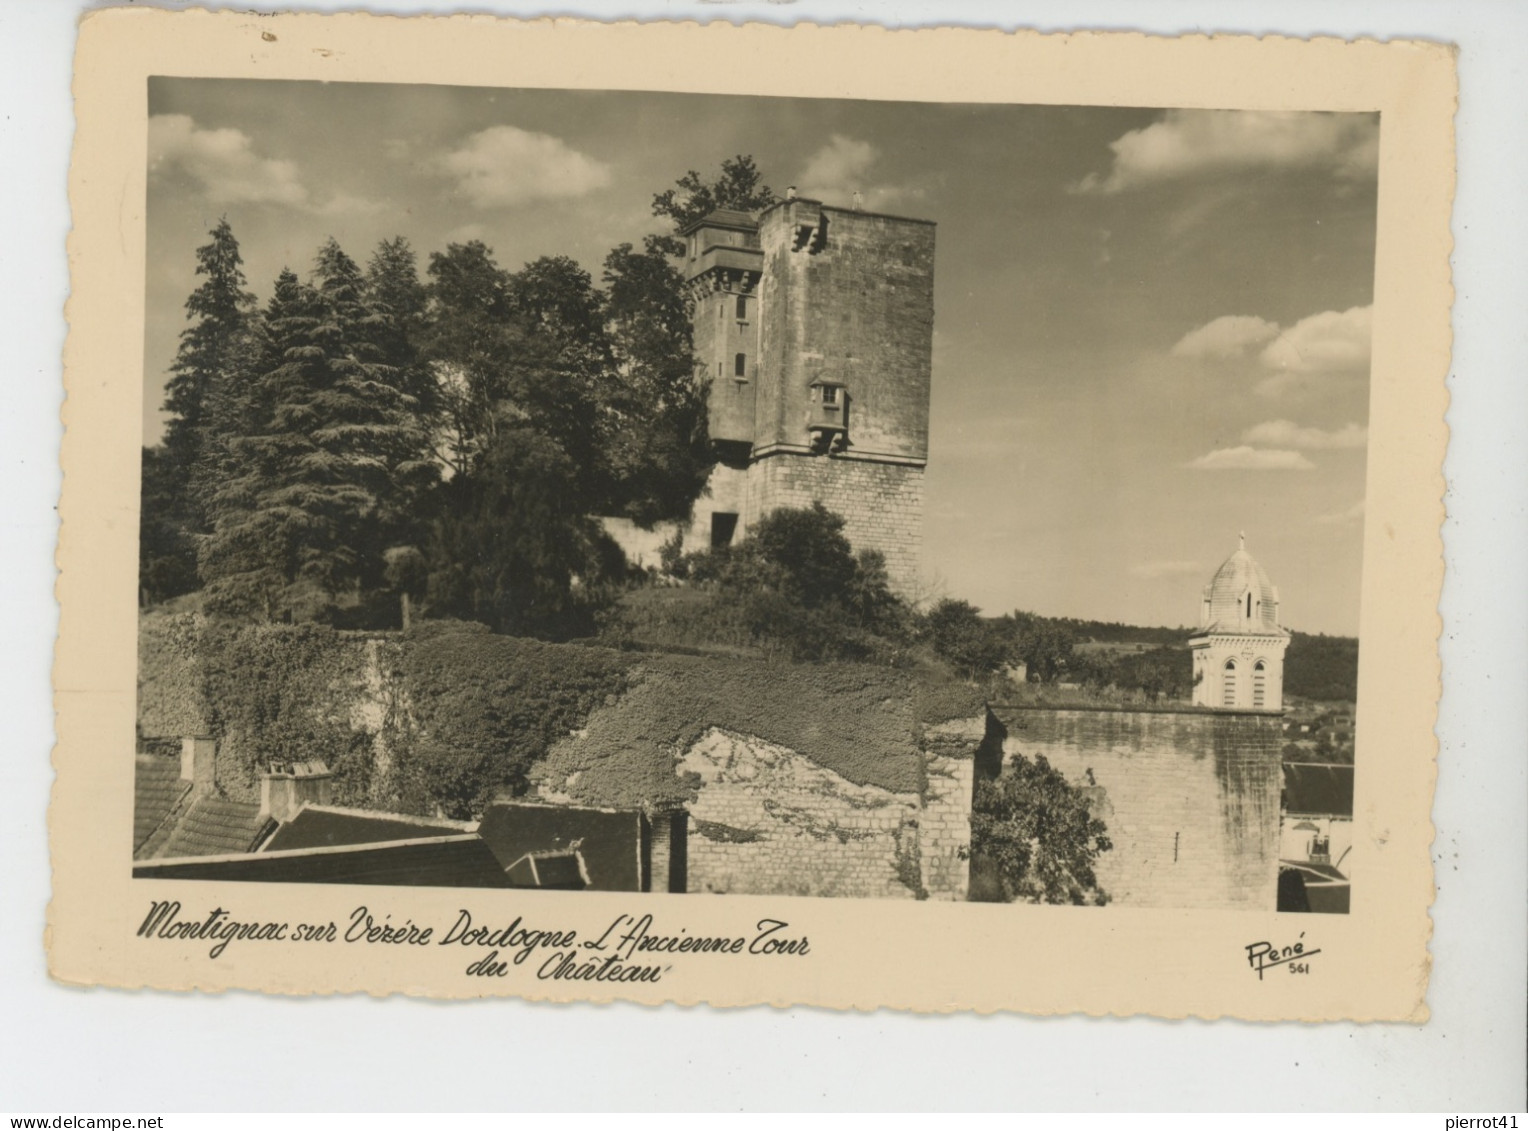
[736, 294, 748, 320]
[734, 353, 747, 379]
[1223, 659, 1238, 708]
[1253, 660, 1267, 709]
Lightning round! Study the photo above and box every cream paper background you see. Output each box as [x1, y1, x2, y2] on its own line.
[53, 9, 1453, 1021]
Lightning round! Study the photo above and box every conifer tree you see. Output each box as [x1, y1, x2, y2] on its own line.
[421, 240, 519, 478]
[200, 240, 435, 623]
[140, 218, 255, 603]
[198, 267, 323, 619]
[162, 219, 257, 484]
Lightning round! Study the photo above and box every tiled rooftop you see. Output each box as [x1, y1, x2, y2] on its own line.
[159, 796, 273, 859]
[478, 802, 643, 892]
[137, 835, 514, 888]
[505, 849, 588, 889]
[133, 754, 188, 855]
[263, 806, 474, 853]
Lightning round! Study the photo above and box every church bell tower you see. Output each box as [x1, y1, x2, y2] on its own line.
[1189, 535, 1291, 711]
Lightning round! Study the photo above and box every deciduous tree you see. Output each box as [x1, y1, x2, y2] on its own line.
[647, 155, 777, 257]
[970, 753, 1112, 905]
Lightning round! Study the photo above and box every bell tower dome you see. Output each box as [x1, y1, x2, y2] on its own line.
[1189, 534, 1291, 710]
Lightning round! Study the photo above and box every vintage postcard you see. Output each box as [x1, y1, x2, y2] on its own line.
[53, 10, 1454, 1018]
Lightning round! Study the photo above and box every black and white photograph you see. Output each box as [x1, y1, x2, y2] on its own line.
[131, 79, 1371, 914]
[14, 0, 1525, 1114]
[45, 12, 1453, 1024]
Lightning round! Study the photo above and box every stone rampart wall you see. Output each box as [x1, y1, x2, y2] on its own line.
[679, 726, 971, 901]
[987, 706, 1283, 910]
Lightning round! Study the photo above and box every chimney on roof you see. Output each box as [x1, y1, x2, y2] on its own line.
[644, 808, 689, 893]
[180, 735, 216, 793]
[259, 761, 334, 824]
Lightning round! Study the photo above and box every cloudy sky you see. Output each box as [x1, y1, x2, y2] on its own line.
[144, 80, 1376, 635]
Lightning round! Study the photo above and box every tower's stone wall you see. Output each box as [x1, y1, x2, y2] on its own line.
[743, 454, 925, 597]
[675, 199, 936, 596]
[689, 273, 761, 445]
[753, 201, 935, 463]
[984, 706, 1284, 910]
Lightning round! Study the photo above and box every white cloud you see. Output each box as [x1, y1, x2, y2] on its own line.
[1170, 315, 1280, 360]
[1258, 305, 1373, 374]
[443, 222, 489, 246]
[149, 114, 389, 217]
[1241, 419, 1368, 449]
[149, 113, 308, 206]
[1316, 499, 1366, 525]
[1185, 446, 1316, 471]
[437, 125, 611, 208]
[1172, 304, 1373, 396]
[1128, 560, 1203, 580]
[311, 191, 386, 218]
[796, 134, 920, 211]
[800, 134, 877, 188]
[1074, 110, 1380, 194]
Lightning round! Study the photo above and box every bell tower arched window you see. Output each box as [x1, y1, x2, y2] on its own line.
[1222, 659, 1238, 707]
[1253, 660, 1267, 708]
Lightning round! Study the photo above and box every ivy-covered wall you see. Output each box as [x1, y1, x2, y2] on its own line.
[136, 613, 982, 890]
[136, 613, 633, 817]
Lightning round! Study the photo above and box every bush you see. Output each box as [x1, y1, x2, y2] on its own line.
[632, 503, 913, 663]
[423, 429, 628, 639]
[924, 598, 1007, 676]
[969, 752, 1112, 905]
[749, 501, 858, 608]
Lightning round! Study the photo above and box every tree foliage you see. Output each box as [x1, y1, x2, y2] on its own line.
[423, 429, 624, 637]
[970, 754, 1112, 905]
[1284, 632, 1359, 702]
[599, 242, 712, 525]
[646, 154, 778, 257]
[197, 240, 435, 623]
[140, 218, 257, 604]
[643, 503, 909, 662]
[925, 599, 1006, 677]
[145, 160, 777, 634]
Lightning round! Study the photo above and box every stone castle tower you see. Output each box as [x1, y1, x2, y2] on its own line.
[1188, 535, 1290, 711]
[677, 197, 936, 595]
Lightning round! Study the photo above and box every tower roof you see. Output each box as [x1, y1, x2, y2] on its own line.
[678, 208, 759, 236]
[1198, 534, 1286, 636]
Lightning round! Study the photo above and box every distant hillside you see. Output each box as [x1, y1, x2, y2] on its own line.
[1051, 618, 1191, 647]
[1283, 632, 1360, 703]
[1003, 614, 1359, 705]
